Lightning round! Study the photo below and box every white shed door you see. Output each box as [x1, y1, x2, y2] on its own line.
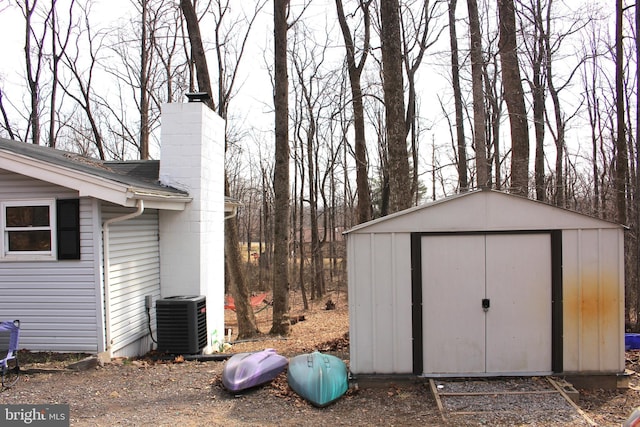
[422, 233, 552, 375]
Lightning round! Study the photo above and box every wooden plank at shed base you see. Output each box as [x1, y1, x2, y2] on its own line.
[437, 390, 559, 397]
[547, 378, 597, 426]
[428, 379, 446, 422]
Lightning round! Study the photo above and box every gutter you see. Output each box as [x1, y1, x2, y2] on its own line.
[100, 200, 145, 361]
[224, 200, 242, 220]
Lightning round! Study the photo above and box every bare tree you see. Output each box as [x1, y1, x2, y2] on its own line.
[179, 0, 265, 338]
[271, 0, 291, 335]
[139, 0, 151, 159]
[380, 0, 412, 213]
[153, 4, 189, 103]
[401, 0, 445, 203]
[291, 24, 335, 300]
[498, 0, 530, 195]
[21, 0, 51, 145]
[0, 89, 17, 140]
[519, 0, 546, 200]
[180, 0, 214, 110]
[211, 0, 267, 339]
[48, 0, 75, 148]
[291, 91, 308, 310]
[481, 28, 504, 189]
[635, 0, 640, 331]
[615, 0, 627, 225]
[447, 0, 468, 191]
[541, 4, 589, 207]
[335, 0, 373, 224]
[467, 0, 489, 187]
[60, 4, 107, 159]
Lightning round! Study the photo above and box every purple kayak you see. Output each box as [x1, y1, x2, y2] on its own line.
[222, 348, 288, 392]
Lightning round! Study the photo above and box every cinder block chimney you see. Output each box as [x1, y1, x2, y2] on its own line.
[158, 101, 225, 353]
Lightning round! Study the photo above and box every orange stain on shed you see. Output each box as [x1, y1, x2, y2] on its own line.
[563, 273, 620, 329]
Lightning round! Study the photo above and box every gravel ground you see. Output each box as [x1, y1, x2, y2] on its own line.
[433, 377, 593, 426]
[1, 294, 640, 426]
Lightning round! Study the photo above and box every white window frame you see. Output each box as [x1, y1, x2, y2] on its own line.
[0, 199, 57, 261]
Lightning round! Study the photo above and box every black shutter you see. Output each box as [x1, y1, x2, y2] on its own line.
[57, 199, 80, 260]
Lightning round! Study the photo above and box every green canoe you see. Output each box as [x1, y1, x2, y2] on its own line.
[287, 351, 348, 407]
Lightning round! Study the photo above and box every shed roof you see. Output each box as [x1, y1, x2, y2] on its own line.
[0, 137, 191, 210]
[345, 189, 623, 234]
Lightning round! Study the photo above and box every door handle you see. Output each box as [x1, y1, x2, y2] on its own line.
[482, 298, 490, 312]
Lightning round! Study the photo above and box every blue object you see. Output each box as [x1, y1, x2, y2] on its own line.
[287, 351, 348, 407]
[625, 333, 640, 350]
[0, 320, 20, 388]
[222, 348, 288, 392]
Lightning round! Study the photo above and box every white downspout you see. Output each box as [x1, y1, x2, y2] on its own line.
[100, 199, 145, 361]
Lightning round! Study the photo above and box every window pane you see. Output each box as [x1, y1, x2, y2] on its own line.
[6, 206, 50, 227]
[8, 231, 51, 251]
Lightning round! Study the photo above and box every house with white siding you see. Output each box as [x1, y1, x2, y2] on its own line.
[0, 101, 229, 360]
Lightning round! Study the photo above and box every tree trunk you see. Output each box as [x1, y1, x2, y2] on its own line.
[306, 116, 324, 300]
[271, 0, 290, 335]
[224, 180, 259, 339]
[298, 156, 309, 310]
[635, 0, 640, 330]
[180, 0, 215, 110]
[180, 0, 259, 337]
[380, 0, 411, 213]
[139, 0, 150, 159]
[49, 0, 58, 148]
[615, 0, 629, 326]
[24, 0, 42, 146]
[542, 4, 565, 208]
[467, 0, 489, 188]
[448, 0, 468, 192]
[499, 0, 530, 196]
[615, 0, 627, 225]
[530, 0, 546, 201]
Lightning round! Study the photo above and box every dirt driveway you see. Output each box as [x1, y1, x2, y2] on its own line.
[1, 294, 639, 426]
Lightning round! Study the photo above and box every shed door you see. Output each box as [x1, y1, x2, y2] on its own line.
[421, 233, 552, 375]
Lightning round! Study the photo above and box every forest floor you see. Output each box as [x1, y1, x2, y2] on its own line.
[1, 289, 639, 426]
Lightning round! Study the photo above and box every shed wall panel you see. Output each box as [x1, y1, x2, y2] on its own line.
[348, 233, 372, 373]
[0, 171, 100, 352]
[348, 233, 412, 374]
[562, 229, 624, 373]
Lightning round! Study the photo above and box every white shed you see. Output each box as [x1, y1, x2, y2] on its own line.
[345, 189, 625, 382]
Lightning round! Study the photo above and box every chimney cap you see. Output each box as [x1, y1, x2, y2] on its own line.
[186, 92, 211, 103]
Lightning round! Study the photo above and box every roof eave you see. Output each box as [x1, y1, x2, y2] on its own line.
[0, 150, 190, 210]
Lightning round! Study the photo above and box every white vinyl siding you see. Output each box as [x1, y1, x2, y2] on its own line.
[103, 204, 160, 358]
[0, 170, 101, 352]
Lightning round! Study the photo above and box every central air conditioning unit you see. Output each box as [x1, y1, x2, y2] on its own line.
[156, 295, 207, 354]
